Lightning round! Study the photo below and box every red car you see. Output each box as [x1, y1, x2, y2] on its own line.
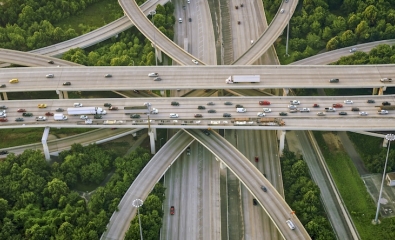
[170, 206, 175, 215]
[45, 112, 54, 116]
[313, 104, 319, 108]
[17, 109, 26, 112]
[255, 156, 259, 162]
[0, 118, 8, 122]
[259, 101, 270, 105]
[333, 103, 343, 108]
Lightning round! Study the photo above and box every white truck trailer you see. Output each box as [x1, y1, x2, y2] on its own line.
[103, 120, 124, 125]
[54, 114, 68, 121]
[67, 107, 107, 116]
[226, 75, 260, 84]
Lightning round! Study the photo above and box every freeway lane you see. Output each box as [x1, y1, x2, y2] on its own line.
[185, 129, 311, 240]
[1, 65, 395, 92]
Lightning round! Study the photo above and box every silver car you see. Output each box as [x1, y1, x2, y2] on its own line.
[170, 113, 179, 118]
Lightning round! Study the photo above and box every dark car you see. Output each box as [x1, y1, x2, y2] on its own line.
[0, 150, 8, 155]
[133, 90, 140, 94]
[235, 104, 243, 108]
[186, 146, 191, 156]
[0, 105, 8, 109]
[45, 112, 54, 116]
[47, 60, 54, 64]
[339, 112, 347, 115]
[109, 106, 118, 110]
[261, 185, 267, 192]
[207, 102, 215, 105]
[224, 101, 233, 105]
[198, 106, 206, 110]
[105, 74, 112, 78]
[22, 112, 33, 117]
[131, 114, 140, 119]
[170, 206, 175, 215]
[223, 113, 231, 117]
[208, 109, 216, 113]
[104, 103, 112, 107]
[194, 114, 203, 118]
[367, 99, 375, 103]
[254, 156, 259, 162]
[253, 199, 258, 205]
[94, 114, 103, 119]
[15, 117, 24, 122]
[63, 82, 71, 86]
[382, 101, 391, 106]
[0, 84, 6, 88]
[55, 108, 64, 112]
[279, 112, 288, 116]
[202, 129, 210, 136]
[171, 101, 180, 106]
[189, 18, 192, 22]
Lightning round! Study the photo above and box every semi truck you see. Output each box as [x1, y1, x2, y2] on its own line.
[67, 107, 107, 115]
[226, 75, 260, 84]
[54, 114, 68, 121]
[378, 105, 395, 110]
[257, 118, 285, 126]
[103, 120, 124, 125]
[124, 106, 147, 110]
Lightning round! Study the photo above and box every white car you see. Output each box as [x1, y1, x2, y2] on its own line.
[148, 73, 158, 77]
[280, 8, 285, 13]
[349, 48, 357, 53]
[192, 59, 199, 65]
[300, 108, 310, 112]
[288, 105, 297, 109]
[290, 100, 300, 105]
[317, 112, 326, 116]
[289, 109, 297, 113]
[263, 108, 271, 113]
[46, 74, 54, 78]
[170, 113, 179, 118]
[80, 115, 88, 120]
[344, 100, 353, 104]
[359, 112, 368, 116]
[257, 112, 265, 117]
[378, 110, 389, 115]
[73, 103, 83, 107]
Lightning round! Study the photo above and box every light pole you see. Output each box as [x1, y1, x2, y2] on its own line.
[149, 11, 158, 66]
[374, 133, 395, 224]
[132, 199, 144, 240]
[285, 9, 290, 57]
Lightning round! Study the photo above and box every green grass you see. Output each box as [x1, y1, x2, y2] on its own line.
[347, 132, 384, 156]
[313, 132, 394, 240]
[0, 128, 93, 148]
[54, 0, 123, 35]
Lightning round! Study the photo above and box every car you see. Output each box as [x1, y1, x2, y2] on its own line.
[279, 112, 288, 116]
[223, 113, 231, 117]
[224, 101, 233, 105]
[0, 106, 7, 109]
[168, 113, 178, 118]
[280, 8, 285, 13]
[378, 110, 389, 115]
[94, 114, 103, 119]
[63, 82, 71, 86]
[109, 106, 118, 110]
[254, 156, 259, 162]
[179, 17, 183, 23]
[0, 150, 8, 155]
[80, 115, 88, 120]
[105, 74, 112, 78]
[104, 103, 112, 107]
[367, 99, 375, 103]
[253, 199, 258, 205]
[257, 112, 265, 117]
[289, 109, 297, 113]
[194, 114, 203, 118]
[22, 112, 33, 117]
[235, 104, 243, 108]
[333, 103, 343, 108]
[382, 101, 391, 106]
[202, 129, 210, 136]
[317, 112, 326, 116]
[170, 206, 175, 215]
[0, 84, 6, 88]
[329, 78, 339, 83]
[198, 106, 206, 110]
[259, 101, 270, 105]
[286, 220, 296, 230]
[313, 104, 320, 108]
[263, 108, 271, 113]
[351, 107, 360, 111]
[300, 108, 310, 112]
[171, 102, 180, 106]
[46, 74, 54, 78]
[48, 60, 54, 64]
[55, 108, 64, 112]
[15, 117, 24, 122]
[207, 102, 215, 105]
[349, 48, 357, 53]
[131, 114, 140, 119]
[38, 104, 47, 108]
[35, 116, 47, 121]
[0, 118, 8, 122]
[154, 77, 162, 81]
[17, 109, 26, 112]
[192, 59, 199, 65]
[133, 90, 140, 94]
[290, 100, 300, 105]
[237, 21, 241, 25]
[359, 112, 368, 116]
[339, 112, 347, 115]
[186, 146, 191, 155]
[208, 109, 216, 113]
[380, 78, 392, 82]
[73, 103, 83, 107]
[0, 112, 6, 118]
[189, 17, 192, 22]
[344, 100, 353, 104]
[148, 73, 159, 77]
[9, 78, 19, 83]
[288, 105, 297, 109]
[261, 185, 267, 192]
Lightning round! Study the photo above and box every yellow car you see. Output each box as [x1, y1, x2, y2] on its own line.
[38, 104, 47, 108]
[9, 78, 19, 83]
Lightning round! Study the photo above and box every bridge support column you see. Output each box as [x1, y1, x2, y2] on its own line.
[277, 130, 286, 156]
[372, 88, 378, 95]
[283, 88, 289, 96]
[378, 87, 386, 95]
[63, 91, 69, 99]
[42, 127, 51, 161]
[2, 92, 8, 100]
[149, 131, 156, 154]
[56, 90, 63, 99]
[156, 49, 162, 63]
[160, 90, 166, 96]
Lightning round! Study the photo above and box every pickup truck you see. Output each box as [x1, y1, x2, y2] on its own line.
[325, 107, 336, 112]
[332, 103, 343, 108]
[35, 116, 47, 121]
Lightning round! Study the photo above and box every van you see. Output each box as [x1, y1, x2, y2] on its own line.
[286, 220, 295, 230]
[236, 108, 247, 113]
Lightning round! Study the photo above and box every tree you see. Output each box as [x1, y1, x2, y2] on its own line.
[326, 36, 340, 50]
[362, 5, 378, 26]
[47, 178, 69, 202]
[339, 30, 357, 47]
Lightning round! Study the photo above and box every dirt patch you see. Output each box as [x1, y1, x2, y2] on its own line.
[322, 132, 343, 151]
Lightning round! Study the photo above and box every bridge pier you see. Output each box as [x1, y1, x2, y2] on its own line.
[1, 92, 8, 100]
[63, 91, 69, 99]
[277, 130, 286, 156]
[149, 128, 157, 154]
[373, 87, 386, 95]
[283, 88, 289, 96]
[42, 127, 51, 161]
[56, 90, 63, 99]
